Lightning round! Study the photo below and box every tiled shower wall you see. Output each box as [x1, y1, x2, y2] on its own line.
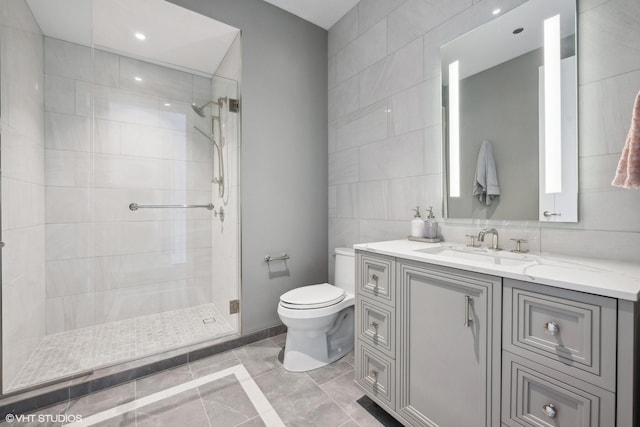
[328, 0, 640, 279]
[44, 37, 217, 333]
[0, 1, 46, 388]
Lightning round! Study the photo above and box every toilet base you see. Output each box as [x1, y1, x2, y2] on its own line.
[281, 307, 354, 372]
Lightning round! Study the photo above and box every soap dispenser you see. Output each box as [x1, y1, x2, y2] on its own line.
[410, 206, 424, 238]
[424, 206, 438, 239]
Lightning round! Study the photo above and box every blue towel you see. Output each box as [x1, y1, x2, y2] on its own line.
[473, 140, 500, 205]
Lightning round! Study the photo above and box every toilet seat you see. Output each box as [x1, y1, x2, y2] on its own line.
[279, 283, 345, 310]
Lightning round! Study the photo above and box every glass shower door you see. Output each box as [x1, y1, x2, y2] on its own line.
[1, 0, 241, 395]
[0, 0, 97, 393]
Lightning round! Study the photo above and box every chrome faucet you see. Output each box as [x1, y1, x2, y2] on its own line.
[478, 228, 500, 250]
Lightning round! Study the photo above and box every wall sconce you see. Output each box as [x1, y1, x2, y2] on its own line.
[449, 60, 460, 198]
[544, 14, 561, 193]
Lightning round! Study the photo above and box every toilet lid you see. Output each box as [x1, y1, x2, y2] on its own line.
[280, 283, 345, 309]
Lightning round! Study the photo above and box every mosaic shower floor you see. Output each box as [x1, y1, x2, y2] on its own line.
[8, 303, 234, 392]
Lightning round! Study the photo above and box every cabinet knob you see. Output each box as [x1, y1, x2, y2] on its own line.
[370, 370, 378, 382]
[542, 403, 557, 419]
[371, 273, 378, 282]
[0, 241, 4, 248]
[543, 211, 562, 217]
[544, 321, 560, 336]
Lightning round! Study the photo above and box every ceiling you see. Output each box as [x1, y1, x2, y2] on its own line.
[26, 0, 240, 76]
[263, 0, 359, 30]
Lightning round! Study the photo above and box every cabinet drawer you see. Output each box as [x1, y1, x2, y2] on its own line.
[503, 279, 617, 391]
[355, 342, 395, 410]
[357, 253, 395, 307]
[502, 353, 615, 427]
[357, 298, 395, 358]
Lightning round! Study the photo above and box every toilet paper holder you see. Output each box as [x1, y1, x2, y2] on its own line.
[264, 253, 290, 262]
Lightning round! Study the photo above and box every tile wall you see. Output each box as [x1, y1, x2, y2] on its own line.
[0, 0, 46, 388]
[328, 0, 640, 280]
[43, 38, 219, 333]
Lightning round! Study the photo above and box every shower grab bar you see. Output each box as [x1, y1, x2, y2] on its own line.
[264, 253, 290, 262]
[129, 203, 214, 211]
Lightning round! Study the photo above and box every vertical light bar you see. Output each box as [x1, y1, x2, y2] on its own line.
[449, 60, 460, 197]
[544, 14, 562, 193]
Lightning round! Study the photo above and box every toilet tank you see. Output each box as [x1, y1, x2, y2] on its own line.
[334, 247, 355, 294]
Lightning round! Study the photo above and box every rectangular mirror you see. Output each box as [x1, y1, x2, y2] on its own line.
[441, 0, 577, 222]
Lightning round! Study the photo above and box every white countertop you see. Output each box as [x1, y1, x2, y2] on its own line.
[354, 240, 640, 301]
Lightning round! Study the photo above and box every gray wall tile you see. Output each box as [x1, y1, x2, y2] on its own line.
[387, 0, 471, 54]
[358, 180, 389, 220]
[328, 5, 359, 56]
[358, 38, 423, 108]
[329, 75, 359, 121]
[329, 148, 359, 185]
[579, 0, 640, 84]
[336, 19, 387, 84]
[359, 130, 424, 181]
[336, 100, 388, 151]
[358, 0, 406, 35]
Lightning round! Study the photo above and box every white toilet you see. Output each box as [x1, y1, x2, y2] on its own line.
[277, 247, 355, 372]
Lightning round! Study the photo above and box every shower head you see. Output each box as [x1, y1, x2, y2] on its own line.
[191, 97, 230, 117]
[191, 101, 213, 117]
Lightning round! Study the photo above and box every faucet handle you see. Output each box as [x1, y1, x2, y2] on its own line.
[465, 234, 480, 247]
[510, 238, 529, 253]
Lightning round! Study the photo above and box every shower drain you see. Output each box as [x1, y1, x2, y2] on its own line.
[202, 317, 217, 324]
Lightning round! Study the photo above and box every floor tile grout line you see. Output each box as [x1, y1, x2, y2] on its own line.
[187, 352, 214, 427]
[62, 364, 284, 427]
[306, 366, 361, 427]
[194, 384, 213, 427]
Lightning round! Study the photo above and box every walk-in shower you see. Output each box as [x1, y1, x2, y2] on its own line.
[0, 0, 242, 394]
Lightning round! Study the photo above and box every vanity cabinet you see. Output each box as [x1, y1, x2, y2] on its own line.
[354, 249, 640, 427]
[395, 261, 501, 427]
[354, 252, 501, 426]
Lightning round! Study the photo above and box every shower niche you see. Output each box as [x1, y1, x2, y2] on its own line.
[0, 0, 242, 393]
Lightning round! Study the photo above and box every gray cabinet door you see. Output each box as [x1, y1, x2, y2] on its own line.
[396, 261, 501, 427]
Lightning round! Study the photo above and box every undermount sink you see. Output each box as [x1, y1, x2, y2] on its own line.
[414, 245, 533, 267]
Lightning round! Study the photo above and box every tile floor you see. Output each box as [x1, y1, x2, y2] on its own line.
[12, 334, 386, 427]
[9, 304, 235, 392]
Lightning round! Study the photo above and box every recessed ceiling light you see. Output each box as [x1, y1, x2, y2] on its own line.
[492, 8, 501, 15]
[164, 103, 171, 107]
[134, 76, 143, 82]
[135, 32, 146, 41]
